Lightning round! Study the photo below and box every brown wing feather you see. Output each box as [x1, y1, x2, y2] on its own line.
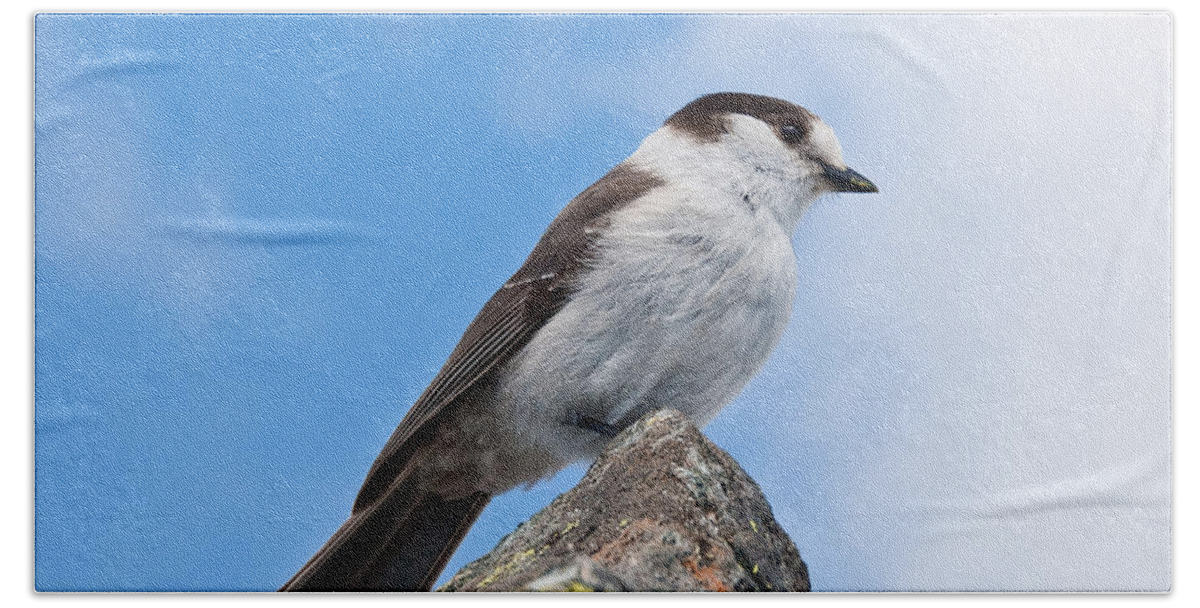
[351, 163, 663, 513]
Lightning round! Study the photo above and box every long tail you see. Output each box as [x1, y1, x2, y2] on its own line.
[281, 469, 491, 592]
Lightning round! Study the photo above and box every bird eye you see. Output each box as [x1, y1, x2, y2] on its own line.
[780, 124, 806, 144]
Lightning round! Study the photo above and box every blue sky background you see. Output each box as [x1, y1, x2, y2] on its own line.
[34, 13, 1170, 592]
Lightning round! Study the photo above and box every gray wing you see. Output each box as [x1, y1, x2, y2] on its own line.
[351, 163, 662, 512]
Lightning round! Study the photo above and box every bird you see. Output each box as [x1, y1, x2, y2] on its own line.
[280, 92, 877, 591]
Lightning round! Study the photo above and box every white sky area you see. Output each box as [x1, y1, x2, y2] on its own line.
[478, 14, 1170, 591]
[648, 15, 1170, 591]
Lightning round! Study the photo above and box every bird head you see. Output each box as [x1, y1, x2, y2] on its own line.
[632, 92, 877, 229]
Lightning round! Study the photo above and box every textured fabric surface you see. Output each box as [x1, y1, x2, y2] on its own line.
[34, 13, 1170, 591]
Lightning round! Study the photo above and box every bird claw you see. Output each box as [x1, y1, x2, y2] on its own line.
[572, 414, 620, 438]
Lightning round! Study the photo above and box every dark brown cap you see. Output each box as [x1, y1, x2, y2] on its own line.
[663, 93, 817, 143]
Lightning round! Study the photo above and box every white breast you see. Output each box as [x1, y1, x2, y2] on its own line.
[498, 177, 799, 468]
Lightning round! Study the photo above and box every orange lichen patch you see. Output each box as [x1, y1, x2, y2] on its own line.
[682, 556, 730, 592]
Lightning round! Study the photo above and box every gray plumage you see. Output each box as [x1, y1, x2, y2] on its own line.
[281, 92, 876, 592]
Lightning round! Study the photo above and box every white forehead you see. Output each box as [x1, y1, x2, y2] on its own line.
[807, 118, 847, 169]
[723, 112, 848, 170]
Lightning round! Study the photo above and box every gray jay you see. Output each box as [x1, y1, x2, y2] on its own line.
[281, 92, 877, 591]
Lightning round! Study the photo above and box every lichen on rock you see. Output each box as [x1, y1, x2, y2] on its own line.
[439, 409, 810, 592]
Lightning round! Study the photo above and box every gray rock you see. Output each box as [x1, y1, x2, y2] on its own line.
[439, 409, 810, 592]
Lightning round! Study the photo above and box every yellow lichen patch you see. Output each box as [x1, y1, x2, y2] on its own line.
[563, 581, 595, 592]
[476, 548, 537, 589]
[752, 564, 759, 575]
[562, 520, 579, 534]
[749, 519, 758, 533]
[618, 519, 629, 528]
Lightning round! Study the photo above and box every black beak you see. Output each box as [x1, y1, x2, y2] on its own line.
[822, 163, 878, 193]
